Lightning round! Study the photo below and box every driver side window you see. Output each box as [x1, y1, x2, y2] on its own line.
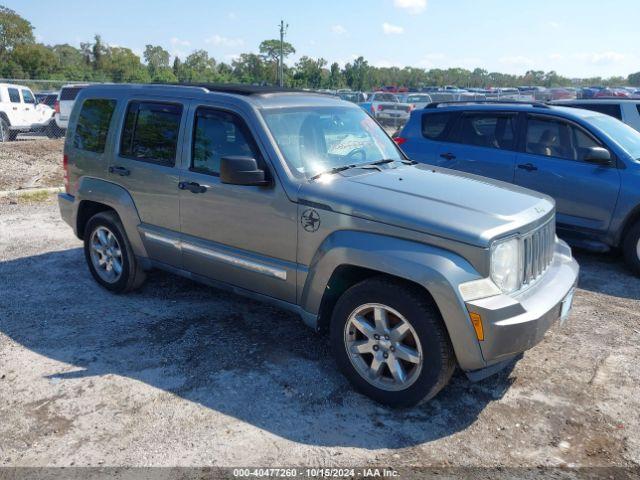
[191, 108, 263, 176]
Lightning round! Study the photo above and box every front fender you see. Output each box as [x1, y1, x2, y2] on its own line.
[76, 177, 148, 258]
[301, 230, 487, 371]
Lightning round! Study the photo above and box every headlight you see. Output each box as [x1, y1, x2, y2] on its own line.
[490, 237, 522, 293]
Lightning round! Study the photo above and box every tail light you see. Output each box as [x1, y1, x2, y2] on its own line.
[394, 137, 407, 146]
[63, 154, 69, 193]
[54, 100, 60, 114]
[370, 105, 376, 114]
[377, 105, 383, 111]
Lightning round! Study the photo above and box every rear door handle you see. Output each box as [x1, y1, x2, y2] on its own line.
[109, 166, 130, 176]
[517, 163, 538, 172]
[440, 153, 456, 160]
[178, 181, 207, 193]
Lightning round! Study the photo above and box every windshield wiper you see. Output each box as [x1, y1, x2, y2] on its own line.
[310, 164, 358, 180]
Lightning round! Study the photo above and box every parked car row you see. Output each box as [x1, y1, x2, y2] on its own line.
[0, 82, 86, 141]
[57, 83, 578, 407]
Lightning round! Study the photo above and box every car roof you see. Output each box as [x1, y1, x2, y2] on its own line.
[552, 98, 640, 104]
[424, 102, 609, 121]
[77, 83, 352, 110]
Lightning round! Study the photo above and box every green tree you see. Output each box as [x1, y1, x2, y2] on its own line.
[10, 43, 57, 78]
[628, 72, 640, 87]
[343, 56, 371, 91]
[0, 5, 34, 60]
[143, 44, 170, 79]
[292, 56, 326, 88]
[328, 62, 344, 89]
[259, 39, 295, 84]
[232, 53, 266, 84]
[102, 47, 150, 83]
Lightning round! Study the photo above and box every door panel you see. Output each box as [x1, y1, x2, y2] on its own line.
[107, 99, 184, 266]
[435, 143, 517, 182]
[179, 105, 297, 303]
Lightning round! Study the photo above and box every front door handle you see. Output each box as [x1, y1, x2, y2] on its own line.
[517, 163, 538, 172]
[179, 181, 207, 193]
[109, 166, 130, 176]
[440, 152, 456, 160]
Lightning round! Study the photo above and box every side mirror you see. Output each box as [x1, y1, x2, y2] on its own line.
[220, 156, 270, 186]
[584, 147, 612, 165]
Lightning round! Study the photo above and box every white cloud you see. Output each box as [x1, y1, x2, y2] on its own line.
[374, 59, 394, 68]
[393, 0, 427, 14]
[331, 24, 347, 35]
[205, 34, 244, 48]
[228, 12, 237, 19]
[417, 53, 445, 68]
[547, 21, 561, 29]
[170, 37, 190, 48]
[382, 22, 404, 35]
[224, 53, 241, 62]
[576, 51, 627, 65]
[499, 55, 534, 67]
[548, 53, 563, 60]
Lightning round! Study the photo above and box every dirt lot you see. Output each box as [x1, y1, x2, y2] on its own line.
[0, 138, 64, 191]
[0, 198, 638, 472]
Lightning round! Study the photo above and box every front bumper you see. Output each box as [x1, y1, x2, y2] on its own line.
[464, 239, 579, 368]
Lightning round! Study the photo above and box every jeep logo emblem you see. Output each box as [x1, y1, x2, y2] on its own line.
[301, 209, 321, 232]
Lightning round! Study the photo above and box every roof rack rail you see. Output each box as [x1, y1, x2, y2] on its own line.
[426, 100, 550, 109]
[168, 83, 304, 96]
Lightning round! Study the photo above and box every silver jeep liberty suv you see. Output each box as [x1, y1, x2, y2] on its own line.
[58, 84, 579, 407]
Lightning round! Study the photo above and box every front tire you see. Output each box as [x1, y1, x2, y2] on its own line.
[84, 211, 146, 293]
[330, 277, 455, 407]
[623, 220, 640, 276]
[0, 118, 11, 142]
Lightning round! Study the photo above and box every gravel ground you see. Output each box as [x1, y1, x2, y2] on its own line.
[0, 198, 639, 471]
[0, 138, 64, 191]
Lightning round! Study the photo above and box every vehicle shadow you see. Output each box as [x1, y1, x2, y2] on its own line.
[573, 249, 640, 300]
[0, 248, 516, 449]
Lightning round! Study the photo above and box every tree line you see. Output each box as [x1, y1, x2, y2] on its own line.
[1, 5, 639, 91]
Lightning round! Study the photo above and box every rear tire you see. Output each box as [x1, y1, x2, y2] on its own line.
[330, 276, 455, 407]
[84, 211, 146, 293]
[623, 220, 640, 276]
[0, 118, 9, 142]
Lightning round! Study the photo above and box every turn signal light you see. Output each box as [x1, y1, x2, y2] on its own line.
[469, 312, 484, 341]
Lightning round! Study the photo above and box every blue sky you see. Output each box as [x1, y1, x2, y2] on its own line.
[7, 0, 639, 78]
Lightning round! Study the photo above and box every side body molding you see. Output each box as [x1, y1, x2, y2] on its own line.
[75, 177, 148, 259]
[300, 230, 487, 371]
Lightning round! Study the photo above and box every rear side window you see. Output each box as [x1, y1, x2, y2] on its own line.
[421, 112, 452, 140]
[60, 87, 83, 101]
[449, 113, 518, 150]
[73, 99, 116, 153]
[120, 101, 182, 166]
[8, 88, 20, 103]
[568, 103, 622, 121]
[192, 108, 262, 176]
[21, 89, 35, 104]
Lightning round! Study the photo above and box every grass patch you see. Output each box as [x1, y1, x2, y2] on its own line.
[17, 189, 54, 203]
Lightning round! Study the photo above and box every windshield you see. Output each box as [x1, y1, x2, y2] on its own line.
[589, 114, 640, 160]
[262, 106, 403, 179]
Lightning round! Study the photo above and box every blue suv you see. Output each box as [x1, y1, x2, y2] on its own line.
[396, 101, 640, 273]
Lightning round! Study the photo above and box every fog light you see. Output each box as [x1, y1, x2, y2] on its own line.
[469, 312, 484, 341]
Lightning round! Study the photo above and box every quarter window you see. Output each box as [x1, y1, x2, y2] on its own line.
[73, 99, 116, 153]
[120, 101, 182, 166]
[192, 108, 262, 175]
[568, 103, 622, 121]
[449, 113, 518, 150]
[8, 88, 20, 103]
[421, 112, 452, 140]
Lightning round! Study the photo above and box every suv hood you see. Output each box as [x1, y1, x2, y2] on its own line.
[298, 163, 554, 247]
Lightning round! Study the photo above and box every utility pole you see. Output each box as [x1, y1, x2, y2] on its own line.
[278, 20, 288, 87]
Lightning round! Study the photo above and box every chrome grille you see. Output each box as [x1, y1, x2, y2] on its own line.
[522, 218, 555, 286]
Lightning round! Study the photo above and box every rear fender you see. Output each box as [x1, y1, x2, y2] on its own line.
[76, 177, 148, 258]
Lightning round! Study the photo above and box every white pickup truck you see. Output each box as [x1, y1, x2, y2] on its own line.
[0, 83, 55, 141]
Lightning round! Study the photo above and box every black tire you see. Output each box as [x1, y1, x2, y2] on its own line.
[623, 220, 640, 275]
[46, 121, 64, 139]
[0, 117, 9, 142]
[8, 130, 18, 141]
[330, 276, 455, 408]
[83, 211, 146, 293]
